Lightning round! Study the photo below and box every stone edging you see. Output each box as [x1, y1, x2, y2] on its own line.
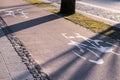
[0, 17, 50, 80]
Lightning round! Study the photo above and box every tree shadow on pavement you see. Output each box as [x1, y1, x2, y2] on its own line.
[38, 24, 120, 80]
[1, 10, 120, 80]
[11, 70, 33, 80]
[0, 13, 62, 37]
[0, 8, 75, 36]
[100, 24, 120, 40]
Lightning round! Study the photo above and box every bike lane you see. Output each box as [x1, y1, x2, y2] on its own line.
[1, 1, 120, 80]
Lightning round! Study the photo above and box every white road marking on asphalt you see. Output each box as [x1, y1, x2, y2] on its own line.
[61, 33, 120, 64]
[62, 33, 75, 39]
[4, 10, 16, 17]
[106, 42, 119, 47]
[72, 51, 86, 60]
[68, 40, 86, 53]
[87, 48, 100, 58]
[89, 59, 104, 64]
[61, 33, 68, 39]
[3, 9, 28, 18]
[16, 9, 28, 18]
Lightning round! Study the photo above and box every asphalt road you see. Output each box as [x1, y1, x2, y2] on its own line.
[79, 0, 120, 10]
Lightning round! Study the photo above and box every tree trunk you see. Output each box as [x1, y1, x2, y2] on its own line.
[60, 0, 76, 15]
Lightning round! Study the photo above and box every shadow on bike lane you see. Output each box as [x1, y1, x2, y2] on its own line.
[40, 24, 120, 80]
[1, 5, 120, 80]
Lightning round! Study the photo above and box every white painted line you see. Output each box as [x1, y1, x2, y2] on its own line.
[2, 9, 29, 18]
[105, 42, 118, 47]
[68, 40, 86, 53]
[4, 11, 16, 17]
[89, 59, 104, 64]
[62, 33, 120, 64]
[87, 48, 100, 58]
[62, 33, 75, 39]
[61, 33, 68, 39]
[16, 9, 28, 18]
[112, 52, 120, 56]
[72, 51, 86, 60]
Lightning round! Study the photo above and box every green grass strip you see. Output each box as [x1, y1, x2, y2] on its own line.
[24, 1, 120, 40]
[49, 9, 120, 40]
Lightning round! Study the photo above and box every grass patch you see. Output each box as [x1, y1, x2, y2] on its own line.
[49, 9, 110, 33]
[49, 9, 120, 40]
[25, 0, 54, 7]
[65, 14, 110, 33]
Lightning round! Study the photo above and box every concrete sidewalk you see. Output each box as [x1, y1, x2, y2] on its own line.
[0, 0, 49, 80]
[1, 0, 120, 80]
[0, 18, 34, 80]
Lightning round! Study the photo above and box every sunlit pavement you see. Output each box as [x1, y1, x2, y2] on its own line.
[1, 0, 120, 80]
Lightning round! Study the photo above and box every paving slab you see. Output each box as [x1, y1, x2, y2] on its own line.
[0, 30, 34, 80]
[0, 53, 12, 80]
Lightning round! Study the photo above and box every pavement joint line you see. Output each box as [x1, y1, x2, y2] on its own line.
[0, 16, 50, 80]
[0, 52, 13, 80]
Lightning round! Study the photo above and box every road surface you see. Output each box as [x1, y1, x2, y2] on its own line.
[79, 0, 120, 10]
[1, 0, 120, 80]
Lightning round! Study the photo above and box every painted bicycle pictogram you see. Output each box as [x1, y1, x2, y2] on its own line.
[62, 33, 120, 64]
[1, 9, 28, 18]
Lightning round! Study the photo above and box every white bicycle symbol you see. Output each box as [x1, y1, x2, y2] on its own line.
[2, 9, 28, 18]
[62, 33, 120, 64]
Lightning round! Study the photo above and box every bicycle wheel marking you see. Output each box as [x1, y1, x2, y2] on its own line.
[1, 9, 28, 18]
[62, 33, 120, 64]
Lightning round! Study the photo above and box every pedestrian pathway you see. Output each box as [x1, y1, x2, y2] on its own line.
[0, 17, 34, 80]
[1, 0, 120, 80]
